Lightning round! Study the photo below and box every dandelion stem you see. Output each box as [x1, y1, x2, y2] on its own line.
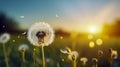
[33, 48, 36, 67]
[3, 43, 9, 67]
[42, 46, 45, 67]
[57, 62, 60, 67]
[73, 60, 76, 67]
[22, 51, 26, 67]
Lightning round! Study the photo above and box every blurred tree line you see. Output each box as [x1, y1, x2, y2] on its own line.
[0, 12, 20, 33]
[102, 18, 120, 37]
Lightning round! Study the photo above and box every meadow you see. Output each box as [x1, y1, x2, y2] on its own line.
[0, 33, 120, 67]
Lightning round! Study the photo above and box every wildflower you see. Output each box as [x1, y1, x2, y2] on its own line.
[18, 44, 29, 51]
[0, 33, 10, 43]
[27, 22, 54, 47]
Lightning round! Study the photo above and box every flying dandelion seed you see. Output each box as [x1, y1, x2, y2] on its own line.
[56, 14, 59, 18]
[46, 58, 50, 63]
[18, 35, 20, 38]
[28, 22, 54, 47]
[0, 33, 10, 43]
[80, 57, 88, 65]
[60, 36, 63, 39]
[20, 16, 24, 19]
[18, 44, 29, 51]
[12, 40, 15, 42]
[96, 39, 103, 46]
[22, 32, 26, 35]
[60, 47, 71, 54]
[61, 59, 64, 62]
[3, 25, 5, 28]
[89, 41, 95, 48]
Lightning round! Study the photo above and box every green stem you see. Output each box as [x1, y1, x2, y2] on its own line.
[3, 43, 9, 67]
[22, 51, 26, 67]
[57, 62, 60, 67]
[42, 46, 45, 67]
[73, 60, 76, 67]
[33, 48, 36, 67]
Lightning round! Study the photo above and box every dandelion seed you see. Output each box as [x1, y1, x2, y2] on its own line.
[60, 47, 71, 54]
[28, 22, 54, 47]
[12, 40, 15, 42]
[46, 58, 50, 63]
[3, 25, 5, 28]
[20, 16, 24, 19]
[18, 35, 20, 38]
[56, 14, 59, 18]
[60, 36, 63, 39]
[80, 57, 88, 65]
[18, 44, 29, 51]
[0, 33, 10, 43]
[22, 32, 26, 35]
[61, 59, 64, 62]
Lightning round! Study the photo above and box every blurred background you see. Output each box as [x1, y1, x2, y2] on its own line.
[0, 0, 120, 67]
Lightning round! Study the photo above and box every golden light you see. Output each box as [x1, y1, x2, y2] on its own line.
[89, 41, 95, 48]
[88, 25, 102, 34]
[89, 26, 96, 33]
[88, 34, 93, 40]
[96, 39, 103, 46]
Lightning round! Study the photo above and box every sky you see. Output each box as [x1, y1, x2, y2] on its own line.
[0, 0, 120, 32]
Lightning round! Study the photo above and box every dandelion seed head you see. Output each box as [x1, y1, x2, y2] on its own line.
[98, 50, 103, 57]
[18, 44, 29, 51]
[61, 59, 64, 62]
[80, 57, 88, 64]
[92, 58, 98, 63]
[0, 33, 10, 43]
[111, 50, 118, 59]
[28, 22, 54, 47]
[68, 51, 79, 61]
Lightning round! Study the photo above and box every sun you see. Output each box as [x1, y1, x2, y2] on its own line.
[89, 26, 96, 33]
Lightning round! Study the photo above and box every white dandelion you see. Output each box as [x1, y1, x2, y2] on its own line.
[18, 44, 29, 51]
[28, 22, 54, 47]
[0, 33, 10, 67]
[68, 51, 79, 61]
[68, 51, 79, 67]
[111, 50, 118, 59]
[28, 22, 54, 67]
[92, 58, 98, 67]
[80, 57, 88, 65]
[0, 33, 10, 43]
